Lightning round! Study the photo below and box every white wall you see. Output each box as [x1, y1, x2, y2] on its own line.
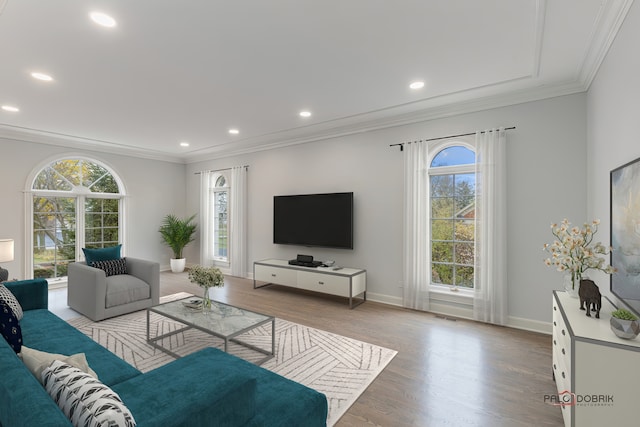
[587, 1, 640, 302]
[186, 92, 588, 330]
[0, 137, 187, 277]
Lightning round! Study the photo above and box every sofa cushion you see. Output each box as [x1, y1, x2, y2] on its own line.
[105, 275, 150, 308]
[83, 245, 122, 265]
[19, 309, 141, 386]
[0, 299, 22, 353]
[20, 345, 97, 384]
[43, 360, 136, 427]
[92, 258, 127, 277]
[0, 283, 23, 320]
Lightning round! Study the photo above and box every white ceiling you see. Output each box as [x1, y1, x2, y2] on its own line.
[0, 0, 634, 163]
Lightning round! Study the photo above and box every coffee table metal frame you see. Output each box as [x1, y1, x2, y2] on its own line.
[146, 296, 275, 365]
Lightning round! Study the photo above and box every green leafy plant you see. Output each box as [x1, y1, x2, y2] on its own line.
[158, 214, 197, 259]
[611, 308, 638, 321]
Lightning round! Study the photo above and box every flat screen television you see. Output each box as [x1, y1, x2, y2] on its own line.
[273, 192, 353, 249]
[610, 156, 640, 317]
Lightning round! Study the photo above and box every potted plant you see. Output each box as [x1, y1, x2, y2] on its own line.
[188, 264, 224, 310]
[543, 218, 616, 297]
[159, 214, 197, 273]
[610, 308, 640, 340]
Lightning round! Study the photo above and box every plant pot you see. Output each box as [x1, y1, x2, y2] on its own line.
[610, 317, 640, 340]
[170, 258, 186, 273]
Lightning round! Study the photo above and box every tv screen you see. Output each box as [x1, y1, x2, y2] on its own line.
[273, 192, 353, 249]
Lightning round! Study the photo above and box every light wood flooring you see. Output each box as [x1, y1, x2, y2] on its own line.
[159, 272, 563, 427]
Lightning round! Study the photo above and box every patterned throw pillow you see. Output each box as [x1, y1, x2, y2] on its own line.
[91, 258, 127, 277]
[0, 299, 22, 353]
[42, 360, 136, 427]
[0, 284, 23, 320]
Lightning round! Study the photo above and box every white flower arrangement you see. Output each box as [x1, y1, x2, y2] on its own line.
[188, 265, 224, 290]
[543, 218, 616, 288]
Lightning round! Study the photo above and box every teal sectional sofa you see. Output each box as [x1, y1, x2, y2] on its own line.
[0, 279, 328, 426]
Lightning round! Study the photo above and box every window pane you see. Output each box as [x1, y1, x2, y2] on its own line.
[431, 146, 475, 167]
[456, 266, 474, 288]
[431, 175, 454, 197]
[454, 242, 474, 265]
[213, 190, 228, 259]
[432, 263, 453, 285]
[431, 220, 453, 241]
[431, 197, 454, 218]
[85, 198, 119, 248]
[32, 196, 76, 279]
[454, 219, 475, 241]
[432, 241, 453, 263]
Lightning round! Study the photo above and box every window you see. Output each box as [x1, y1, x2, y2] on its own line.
[429, 144, 476, 289]
[211, 173, 228, 262]
[28, 158, 124, 279]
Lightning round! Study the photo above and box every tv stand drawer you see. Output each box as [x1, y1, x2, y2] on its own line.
[298, 271, 349, 297]
[254, 264, 297, 286]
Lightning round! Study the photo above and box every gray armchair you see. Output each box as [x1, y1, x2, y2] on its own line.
[67, 257, 160, 321]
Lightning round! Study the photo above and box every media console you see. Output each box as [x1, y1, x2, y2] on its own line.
[253, 259, 366, 308]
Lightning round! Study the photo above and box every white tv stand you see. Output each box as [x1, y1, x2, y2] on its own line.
[253, 259, 366, 308]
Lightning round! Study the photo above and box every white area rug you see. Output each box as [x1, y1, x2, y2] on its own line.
[68, 293, 397, 426]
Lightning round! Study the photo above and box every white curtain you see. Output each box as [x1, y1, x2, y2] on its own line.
[199, 170, 212, 266]
[473, 128, 508, 325]
[403, 141, 430, 311]
[229, 166, 247, 277]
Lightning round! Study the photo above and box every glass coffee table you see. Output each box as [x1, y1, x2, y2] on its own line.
[147, 296, 275, 365]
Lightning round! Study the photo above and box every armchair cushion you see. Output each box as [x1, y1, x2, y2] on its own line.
[105, 275, 150, 308]
[91, 258, 127, 277]
[82, 245, 122, 265]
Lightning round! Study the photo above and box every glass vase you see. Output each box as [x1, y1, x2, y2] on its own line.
[563, 274, 580, 298]
[202, 287, 212, 311]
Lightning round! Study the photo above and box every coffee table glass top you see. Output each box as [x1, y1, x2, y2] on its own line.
[150, 296, 273, 337]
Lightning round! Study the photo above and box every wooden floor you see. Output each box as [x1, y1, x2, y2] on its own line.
[161, 272, 564, 427]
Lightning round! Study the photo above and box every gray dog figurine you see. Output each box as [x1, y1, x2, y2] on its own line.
[579, 279, 601, 318]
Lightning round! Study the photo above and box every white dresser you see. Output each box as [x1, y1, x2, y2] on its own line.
[552, 291, 640, 426]
[253, 259, 366, 308]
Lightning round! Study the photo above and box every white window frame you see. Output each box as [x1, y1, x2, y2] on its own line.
[210, 172, 230, 267]
[427, 138, 476, 296]
[24, 155, 126, 283]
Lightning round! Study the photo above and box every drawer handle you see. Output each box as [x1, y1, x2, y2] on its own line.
[553, 363, 556, 370]
[561, 372, 565, 379]
[553, 321, 556, 326]
[561, 329, 566, 336]
[561, 348, 565, 355]
[318, 281, 325, 285]
[271, 273, 277, 277]
[553, 306, 557, 311]
[553, 339, 556, 346]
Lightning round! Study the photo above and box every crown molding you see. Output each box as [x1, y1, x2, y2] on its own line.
[0, 124, 184, 164]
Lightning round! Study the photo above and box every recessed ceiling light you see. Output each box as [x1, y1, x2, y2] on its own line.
[90, 12, 117, 28]
[409, 81, 425, 90]
[31, 72, 53, 81]
[180, 142, 190, 147]
[228, 129, 239, 135]
[299, 111, 311, 118]
[1, 105, 19, 112]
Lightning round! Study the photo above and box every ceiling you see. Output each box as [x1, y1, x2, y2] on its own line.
[0, 0, 634, 163]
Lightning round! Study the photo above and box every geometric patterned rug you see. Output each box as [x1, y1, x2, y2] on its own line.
[67, 293, 397, 426]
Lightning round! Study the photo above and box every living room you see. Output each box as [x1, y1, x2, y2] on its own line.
[2, 1, 640, 426]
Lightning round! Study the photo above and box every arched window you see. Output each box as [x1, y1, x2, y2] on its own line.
[27, 158, 125, 280]
[428, 142, 476, 289]
[211, 172, 229, 262]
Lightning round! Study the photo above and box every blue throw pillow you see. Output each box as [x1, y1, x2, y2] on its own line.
[82, 245, 122, 265]
[0, 299, 22, 353]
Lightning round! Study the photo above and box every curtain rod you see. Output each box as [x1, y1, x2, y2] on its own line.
[390, 126, 516, 151]
[194, 165, 249, 175]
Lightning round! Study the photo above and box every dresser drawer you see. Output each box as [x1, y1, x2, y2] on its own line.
[254, 264, 297, 286]
[298, 271, 350, 297]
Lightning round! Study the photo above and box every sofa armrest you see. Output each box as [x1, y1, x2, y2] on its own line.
[112, 348, 257, 427]
[125, 258, 160, 305]
[3, 279, 48, 311]
[67, 262, 108, 320]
